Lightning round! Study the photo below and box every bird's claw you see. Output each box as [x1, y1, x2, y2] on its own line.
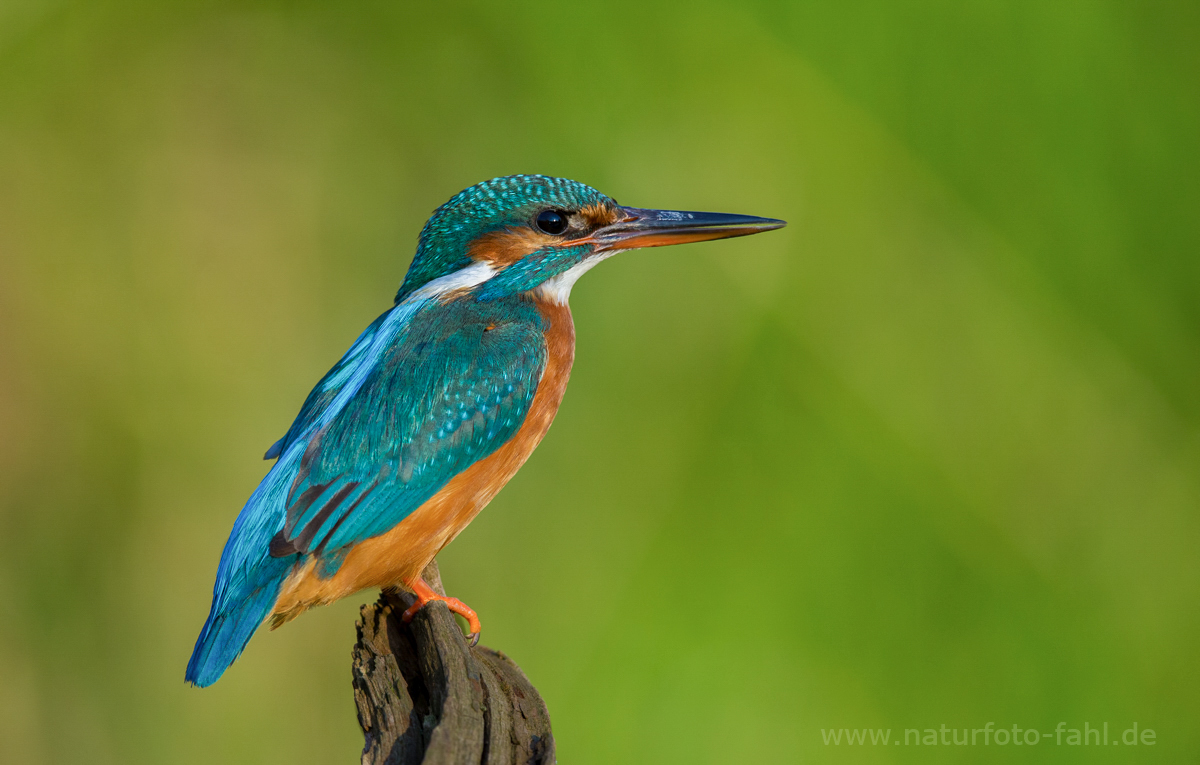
[400, 576, 483, 646]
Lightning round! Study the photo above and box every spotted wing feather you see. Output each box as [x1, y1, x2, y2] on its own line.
[273, 295, 547, 573]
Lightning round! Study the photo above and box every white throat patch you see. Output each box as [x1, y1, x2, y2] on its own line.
[534, 254, 613, 305]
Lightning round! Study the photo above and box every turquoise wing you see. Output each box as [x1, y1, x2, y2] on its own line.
[187, 293, 548, 687]
[271, 294, 548, 572]
[264, 308, 395, 461]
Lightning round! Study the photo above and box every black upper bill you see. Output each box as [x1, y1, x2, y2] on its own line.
[588, 206, 786, 252]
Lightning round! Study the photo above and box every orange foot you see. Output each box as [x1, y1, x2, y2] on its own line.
[400, 576, 482, 646]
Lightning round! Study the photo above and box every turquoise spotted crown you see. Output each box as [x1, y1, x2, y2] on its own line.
[395, 175, 616, 303]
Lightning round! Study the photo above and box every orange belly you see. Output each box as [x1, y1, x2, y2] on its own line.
[269, 299, 574, 626]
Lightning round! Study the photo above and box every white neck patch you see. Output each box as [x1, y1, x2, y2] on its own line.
[534, 254, 613, 305]
[409, 260, 497, 301]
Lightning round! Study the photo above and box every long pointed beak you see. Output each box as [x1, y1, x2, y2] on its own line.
[584, 206, 786, 252]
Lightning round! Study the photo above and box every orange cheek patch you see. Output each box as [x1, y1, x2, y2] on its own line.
[467, 228, 558, 267]
[466, 204, 619, 266]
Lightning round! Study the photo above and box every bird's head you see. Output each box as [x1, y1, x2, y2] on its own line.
[395, 174, 784, 304]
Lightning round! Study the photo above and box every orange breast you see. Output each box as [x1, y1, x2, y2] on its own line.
[270, 298, 575, 625]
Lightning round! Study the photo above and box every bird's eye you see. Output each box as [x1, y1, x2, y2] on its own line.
[535, 209, 568, 235]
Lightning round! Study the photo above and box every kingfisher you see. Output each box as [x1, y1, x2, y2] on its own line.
[186, 175, 784, 687]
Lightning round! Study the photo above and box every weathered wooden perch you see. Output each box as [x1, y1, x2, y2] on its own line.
[353, 560, 555, 765]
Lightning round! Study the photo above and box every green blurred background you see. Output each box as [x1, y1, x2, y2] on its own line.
[1, 1, 1197, 762]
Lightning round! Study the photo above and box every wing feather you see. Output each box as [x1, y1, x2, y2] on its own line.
[272, 294, 547, 573]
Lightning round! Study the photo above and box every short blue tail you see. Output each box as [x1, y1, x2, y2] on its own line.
[185, 555, 291, 687]
[187, 447, 302, 687]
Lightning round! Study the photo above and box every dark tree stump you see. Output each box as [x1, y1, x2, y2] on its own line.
[353, 560, 555, 765]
